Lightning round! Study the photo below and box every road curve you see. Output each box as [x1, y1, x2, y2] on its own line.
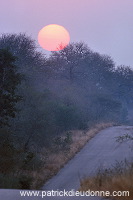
[0, 126, 133, 200]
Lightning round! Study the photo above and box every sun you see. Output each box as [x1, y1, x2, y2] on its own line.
[38, 24, 70, 51]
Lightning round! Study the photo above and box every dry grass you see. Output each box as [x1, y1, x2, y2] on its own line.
[79, 163, 133, 200]
[0, 122, 113, 189]
[31, 122, 113, 189]
[69, 123, 112, 155]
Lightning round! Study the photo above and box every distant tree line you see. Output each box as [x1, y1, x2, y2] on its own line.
[0, 33, 133, 146]
[0, 34, 133, 184]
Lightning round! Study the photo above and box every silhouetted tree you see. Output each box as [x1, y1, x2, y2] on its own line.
[49, 42, 91, 81]
[0, 33, 48, 82]
[0, 49, 21, 127]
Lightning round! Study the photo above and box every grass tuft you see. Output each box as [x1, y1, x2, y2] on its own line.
[79, 161, 133, 200]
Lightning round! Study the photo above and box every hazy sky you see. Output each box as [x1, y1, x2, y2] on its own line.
[0, 0, 133, 67]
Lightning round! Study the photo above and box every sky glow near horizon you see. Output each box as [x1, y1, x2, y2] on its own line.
[0, 0, 133, 67]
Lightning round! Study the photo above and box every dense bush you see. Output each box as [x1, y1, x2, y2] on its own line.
[0, 33, 133, 189]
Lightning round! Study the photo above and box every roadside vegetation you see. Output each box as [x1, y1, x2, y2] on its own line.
[79, 161, 133, 200]
[0, 33, 133, 189]
[79, 129, 133, 200]
[0, 123, 112, 189]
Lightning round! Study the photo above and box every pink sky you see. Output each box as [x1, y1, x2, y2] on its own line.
[0, 0, 133, 67]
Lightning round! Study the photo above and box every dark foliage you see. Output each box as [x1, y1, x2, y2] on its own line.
[0, 34, 133, 189]
[0, 49, 21, 127]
